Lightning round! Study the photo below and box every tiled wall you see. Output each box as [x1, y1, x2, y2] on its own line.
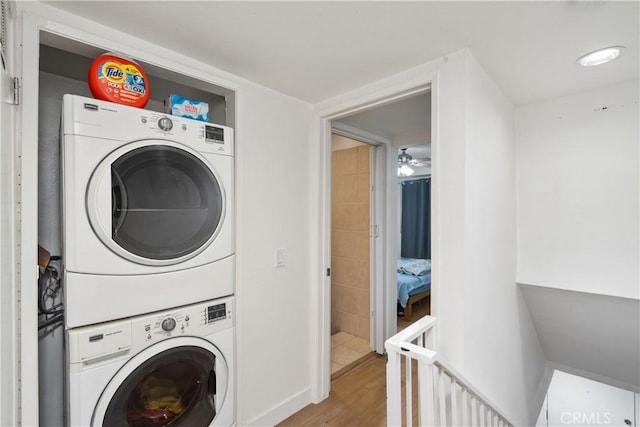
[331, 141, 371, 341]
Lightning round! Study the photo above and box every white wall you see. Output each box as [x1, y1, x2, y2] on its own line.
[427, 49, 548, 425]
[237, 82, 313, 426]
[459, 51, 547, 425]
[516, 80, 639, 300]
[10, 3, 314, 426]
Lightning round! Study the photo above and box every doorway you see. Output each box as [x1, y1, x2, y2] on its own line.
[327, 89, 432, 377]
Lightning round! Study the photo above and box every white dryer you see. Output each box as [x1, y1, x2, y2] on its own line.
[66, 296, 235, 427]
[61, 95, 235, 327]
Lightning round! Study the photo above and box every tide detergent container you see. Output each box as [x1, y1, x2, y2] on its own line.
[88, 53, 149, 108]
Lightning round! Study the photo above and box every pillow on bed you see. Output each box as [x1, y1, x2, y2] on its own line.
[397, 258, 431, 276]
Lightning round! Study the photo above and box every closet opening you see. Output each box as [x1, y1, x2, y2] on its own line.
[31, 31, 236, 426]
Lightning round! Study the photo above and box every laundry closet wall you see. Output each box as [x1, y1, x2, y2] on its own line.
[13, 3, 314, 426]
[37, 69, 91, 425]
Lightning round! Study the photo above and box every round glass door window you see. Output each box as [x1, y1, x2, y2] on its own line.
[110, 145, 224, 261]
[101, 346, 223, 426]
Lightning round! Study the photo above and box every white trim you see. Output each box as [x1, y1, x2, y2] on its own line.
[331, 121, 391, 147]
[15, 6, 244, 424]
[311, 60, 438, 401]
[329, 124, 388, 355]
[0, 7, 18, 426]
[372, 144, 387, 354]
[244, 387, 311, 427]
[18, 12, 41, 426]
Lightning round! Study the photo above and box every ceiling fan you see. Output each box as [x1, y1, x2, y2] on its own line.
[398, 148, 431, 177]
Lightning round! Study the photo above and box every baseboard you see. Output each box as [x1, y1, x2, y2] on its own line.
[244, 387, 312, 427]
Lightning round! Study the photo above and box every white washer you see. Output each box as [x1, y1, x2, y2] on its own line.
[61, 95, 235, 327]
[66, 296, 235, 427]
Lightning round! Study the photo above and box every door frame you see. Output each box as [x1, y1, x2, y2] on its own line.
[310, 70, 438, 402]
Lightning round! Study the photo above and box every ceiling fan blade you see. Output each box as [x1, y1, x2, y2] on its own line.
[409, 156, 431, 166]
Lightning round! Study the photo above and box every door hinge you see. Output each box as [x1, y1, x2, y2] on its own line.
[370, 224, 379, 237]
[11, 77, 19, 105]
[326, 268, 331, 277]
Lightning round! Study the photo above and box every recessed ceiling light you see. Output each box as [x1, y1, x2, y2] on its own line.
[577, 46, 624, 67]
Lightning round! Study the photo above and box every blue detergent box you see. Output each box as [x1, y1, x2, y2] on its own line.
[164, 94, 209, 122]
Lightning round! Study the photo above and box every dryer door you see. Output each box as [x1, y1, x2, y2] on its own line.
[87, 140, 226, 266]
[92, 337, 228, 427]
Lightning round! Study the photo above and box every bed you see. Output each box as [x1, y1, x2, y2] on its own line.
[397, 258, 432, 322]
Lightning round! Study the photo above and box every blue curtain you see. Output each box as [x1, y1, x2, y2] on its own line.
[401, 179, 431, 259]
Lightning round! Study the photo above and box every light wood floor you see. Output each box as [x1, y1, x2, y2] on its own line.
[277, 355, 388, 427]
[278, 303, 430, 426]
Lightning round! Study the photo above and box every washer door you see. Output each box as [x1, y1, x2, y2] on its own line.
[92, 337, 228, 427]
[87, 140, 225, 266]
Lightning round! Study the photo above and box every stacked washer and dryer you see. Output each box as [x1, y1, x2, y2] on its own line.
[61, 94, 236, 426]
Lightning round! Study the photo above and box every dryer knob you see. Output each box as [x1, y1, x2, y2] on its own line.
[161, 317, 177, 331]
[158, 117, 173, 131]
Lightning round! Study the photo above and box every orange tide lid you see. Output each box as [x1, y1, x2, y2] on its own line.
[88, 53, 150, 108]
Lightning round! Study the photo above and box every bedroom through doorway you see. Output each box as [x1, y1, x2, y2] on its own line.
[396, 145, 432, 332]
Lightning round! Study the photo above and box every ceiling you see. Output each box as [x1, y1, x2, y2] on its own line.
[334, 92, 432, 173]
[44, 1, 639, 105]
[336, 92, 431, 143]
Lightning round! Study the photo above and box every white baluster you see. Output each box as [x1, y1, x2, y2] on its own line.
[406, 356, 412, 427]
[450, 380, 459, 426]
[437, 368, 447, 425]
[418, 359, 435, 426]
[386, 349, 402, 426]
[471, 397, 478, 425]
[461, 389, 469, 426]
[479, 403, 486, 427]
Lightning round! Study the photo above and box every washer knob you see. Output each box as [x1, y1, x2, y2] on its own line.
[158, 117, 173, 131]
[161, 317, 176, 331]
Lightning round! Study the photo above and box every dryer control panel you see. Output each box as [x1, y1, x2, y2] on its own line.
[62, 94, 234, 157]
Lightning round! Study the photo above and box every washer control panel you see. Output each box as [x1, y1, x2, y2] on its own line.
[67, 296, 235, 369]
[133, 296, 233, 344]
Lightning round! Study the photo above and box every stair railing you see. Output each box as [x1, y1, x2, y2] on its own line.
[385, 316, 513, 426]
